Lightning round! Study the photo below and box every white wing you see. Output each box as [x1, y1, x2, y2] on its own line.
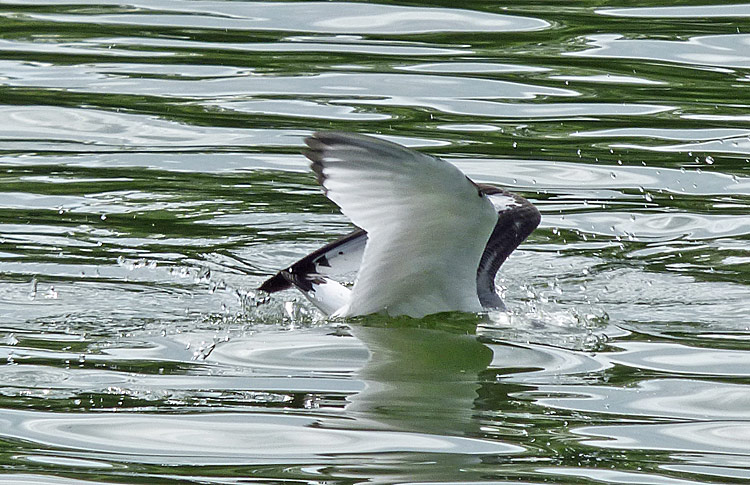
[304, 132, 498, 318]
[257, 230, 366, 315]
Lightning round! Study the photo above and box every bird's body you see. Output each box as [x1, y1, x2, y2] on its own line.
[259, 132, 540, 318]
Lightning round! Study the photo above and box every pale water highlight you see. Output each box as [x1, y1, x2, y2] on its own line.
[1, 0, 750, 484]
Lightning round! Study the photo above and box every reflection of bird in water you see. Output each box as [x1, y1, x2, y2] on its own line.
[260, 132, 540, 318]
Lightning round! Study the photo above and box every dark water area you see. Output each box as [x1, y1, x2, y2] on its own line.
[1, 1, 750, 483]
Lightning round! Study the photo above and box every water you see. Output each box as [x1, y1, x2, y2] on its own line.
[1, 0, 749, 483]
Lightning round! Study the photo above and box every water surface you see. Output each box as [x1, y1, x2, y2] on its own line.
[1, 0, 750, 483]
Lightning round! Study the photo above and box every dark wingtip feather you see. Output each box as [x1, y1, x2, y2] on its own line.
[304, 134, 326, 150]
[303, 134, 330, 189]
[302, 148, 326, 188]
[258, 228, 368, 295]
[257, 272, 293, 293]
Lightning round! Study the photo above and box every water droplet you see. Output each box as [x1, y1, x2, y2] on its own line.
[705, 155, 714, 165]
[610, 172, 616, 179]
[512, 141, 517, 148]
[197, 267, 211, 282]
[3, 333, 18, 346]
[28, 277, 38, 300]
[100, 214, 107, 221]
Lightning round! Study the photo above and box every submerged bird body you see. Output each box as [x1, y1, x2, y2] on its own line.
[259, 132, 540, 318]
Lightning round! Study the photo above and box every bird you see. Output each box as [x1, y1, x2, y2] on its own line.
[258, 132, 541, 319]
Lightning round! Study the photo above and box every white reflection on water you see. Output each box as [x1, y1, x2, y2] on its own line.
[612, 136, 750, 157]
[607, 342, 750, 376]
[599, 5, 750, 18]
[0, 475, 116, 485]
[0, 409, 521, 465]
[569, 34, 750, 69]
[0, 38, 172, 57]
[93, 35, 473, 56]
[22, 0, 550, 34]
[525, 379, 750, 420]
[572, 127, 750, 142]
[0, 105, 301, 149]
[0, 64, 577, 100]
[540, 467, 713, 485]
[575, 421, 750, 455]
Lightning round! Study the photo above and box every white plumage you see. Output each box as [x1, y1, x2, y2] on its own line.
[259, 132, 541, 319]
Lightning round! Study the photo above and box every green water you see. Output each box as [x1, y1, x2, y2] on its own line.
[2, 0, 750, 483]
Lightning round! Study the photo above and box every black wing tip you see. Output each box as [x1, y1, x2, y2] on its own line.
[258, 229, 366, 294]
[258, 269, 317, 293]
[302, 147, 327, 188]
[302, 131, 422, 191]
[304, 130, 408, 156]
[257, 272, 293, 293]
[302, 133, 329, 189]
[307, 131, 372, 145]
[257, 268, 320, 293]
[304, 131, 359, 153]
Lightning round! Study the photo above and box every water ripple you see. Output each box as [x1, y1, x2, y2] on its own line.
[575, 421, 750, 455]
[19, 1, 550, 34]
[569, 34, 750, 69]
[1, 0, 749, 483]
[0, 409, 522, 465]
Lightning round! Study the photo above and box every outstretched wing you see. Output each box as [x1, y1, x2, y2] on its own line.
[304, 132, 498, 318]
[257, 229, 366, 315]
